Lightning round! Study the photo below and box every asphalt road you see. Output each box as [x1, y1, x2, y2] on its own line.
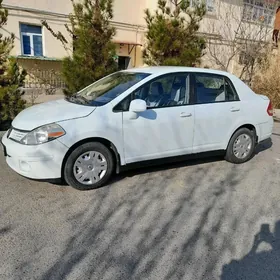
[1, 123, 280, 280]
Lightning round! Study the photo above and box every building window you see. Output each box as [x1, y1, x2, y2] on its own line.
[20, 24, 43, 56]
[243, 0, 274, 25]
[190, 0, 215, 12]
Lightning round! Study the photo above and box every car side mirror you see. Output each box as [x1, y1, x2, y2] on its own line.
[129, 99, 147, 113]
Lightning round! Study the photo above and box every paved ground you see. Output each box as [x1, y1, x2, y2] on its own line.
[1, 124, 280, 280]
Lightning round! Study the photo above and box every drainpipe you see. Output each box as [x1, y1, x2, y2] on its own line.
[134, 25, 140, 67]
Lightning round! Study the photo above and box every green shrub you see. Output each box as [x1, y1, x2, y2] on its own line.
[42, 0, 117, 96]
[143, 0, 206, 66]
[0, 0, 26, 123]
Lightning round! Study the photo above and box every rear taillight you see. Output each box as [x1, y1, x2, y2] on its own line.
[267, 101, 273, 116]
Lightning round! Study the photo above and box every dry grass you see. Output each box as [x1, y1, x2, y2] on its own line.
[251, 52, 280, 109]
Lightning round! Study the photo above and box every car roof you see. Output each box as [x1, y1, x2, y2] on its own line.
[124, 66, 233, 77]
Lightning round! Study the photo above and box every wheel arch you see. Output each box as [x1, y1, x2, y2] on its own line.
[61, 137, 121, 179]
[227, 123, 258, 149]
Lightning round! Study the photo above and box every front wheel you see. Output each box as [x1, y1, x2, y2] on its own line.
[64, 142, 114, 190]
[225, 128, 256, 164]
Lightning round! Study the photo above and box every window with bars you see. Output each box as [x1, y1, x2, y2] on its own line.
[190, 0, 215, 12]
[20, 24, 43, 57]
[243, 0, 275, 25]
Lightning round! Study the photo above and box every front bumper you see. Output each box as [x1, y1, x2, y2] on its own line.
[1, 131, 69, 180]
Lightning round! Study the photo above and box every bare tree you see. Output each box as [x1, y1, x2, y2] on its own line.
[205, 1, 274, 84]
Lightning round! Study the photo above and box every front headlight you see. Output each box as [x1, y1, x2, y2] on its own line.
[21, 124, 66, 145]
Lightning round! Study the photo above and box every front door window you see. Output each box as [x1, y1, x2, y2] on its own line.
[115, 73, 191, 111]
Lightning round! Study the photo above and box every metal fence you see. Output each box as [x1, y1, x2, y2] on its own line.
[24, 69, 66, 93]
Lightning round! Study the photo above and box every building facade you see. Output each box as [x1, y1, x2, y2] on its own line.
[1, 0, 149, 79]
[1, 0, 278, 87]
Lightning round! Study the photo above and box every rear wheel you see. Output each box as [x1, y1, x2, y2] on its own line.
[64, 142, 114, 190]
[225, 128, 256, 164]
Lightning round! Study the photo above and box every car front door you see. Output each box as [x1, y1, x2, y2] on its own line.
[115, 73, 195, 164]
[193, 73, 242, 153]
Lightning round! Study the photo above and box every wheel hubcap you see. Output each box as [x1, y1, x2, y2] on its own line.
[233, 134, 253, 159]
[73, 151, 108, 185]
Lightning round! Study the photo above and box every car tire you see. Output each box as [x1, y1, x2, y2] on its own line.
[64, 142, 114, 190]
[225, 128, 256, 164]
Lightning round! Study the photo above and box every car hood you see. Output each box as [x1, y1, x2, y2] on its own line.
[12, 99, 96, 131]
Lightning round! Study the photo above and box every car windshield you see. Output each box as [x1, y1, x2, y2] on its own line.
[66, 72, 150, 106]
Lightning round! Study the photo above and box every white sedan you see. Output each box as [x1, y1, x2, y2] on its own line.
[1, 67, 274, 190]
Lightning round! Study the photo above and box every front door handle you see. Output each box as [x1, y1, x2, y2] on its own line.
[230, 107, 240, 112]
[180, 112, 192, 118]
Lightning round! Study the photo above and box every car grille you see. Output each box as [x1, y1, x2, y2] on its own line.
[8, 129, 28, 142]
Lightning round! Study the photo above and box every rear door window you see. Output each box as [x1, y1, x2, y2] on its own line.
[194, 73, 239, 104]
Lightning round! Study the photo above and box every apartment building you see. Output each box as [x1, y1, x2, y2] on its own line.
[1, 0, 278, 87]
[1, 0, 149, 83]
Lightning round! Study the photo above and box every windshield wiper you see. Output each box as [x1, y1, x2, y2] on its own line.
[66, 94, 90, 105]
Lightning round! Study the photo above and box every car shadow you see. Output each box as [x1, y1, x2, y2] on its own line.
[112, 152, 224, 183]
[255, 138, 273, 155]
[55, 152, 226, 190]
[110, 139, 272, 186]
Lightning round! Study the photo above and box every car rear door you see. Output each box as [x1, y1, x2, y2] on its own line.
[192, 72, 242, 153]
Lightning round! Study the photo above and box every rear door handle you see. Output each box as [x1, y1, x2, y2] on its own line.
[180, 112, 192, 118]
[230, 107, 240, 112]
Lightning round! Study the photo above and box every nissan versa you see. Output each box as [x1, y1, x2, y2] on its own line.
[1, 67, 274, 190]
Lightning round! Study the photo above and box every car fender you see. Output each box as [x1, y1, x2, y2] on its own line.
[57, 115, 125, 165]
[223, 120, 260, 150]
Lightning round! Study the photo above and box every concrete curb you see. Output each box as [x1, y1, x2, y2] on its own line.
[274, 109, 280, 121]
